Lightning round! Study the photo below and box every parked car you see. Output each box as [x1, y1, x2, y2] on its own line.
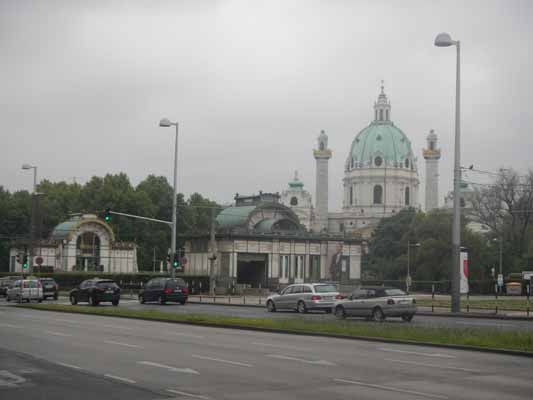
[6, 279, 43, 303]
[138, 277, 189, 305]
[39, 277, 59, 300]
[266, 283, 342, 313]
[333, 286, 417, 322]
[69, 278, 120, 306]
[0, 277, 18, 297]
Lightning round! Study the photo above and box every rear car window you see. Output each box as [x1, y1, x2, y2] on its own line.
[165, 279, 186, 288]
[385, 288, 406, 296]
[96, 281, 119, 289]
[313, 284, 337, 293]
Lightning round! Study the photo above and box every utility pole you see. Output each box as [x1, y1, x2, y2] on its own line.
[209, 208, 217, 297]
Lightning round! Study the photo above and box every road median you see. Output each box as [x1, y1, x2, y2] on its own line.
[16, 303, 533, 357]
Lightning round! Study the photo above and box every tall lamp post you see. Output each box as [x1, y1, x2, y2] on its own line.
[435, 32, 461, 313]
[22, 163, 38, 274]
[406, 240, 420, 293]
[159, 118, 179, 279]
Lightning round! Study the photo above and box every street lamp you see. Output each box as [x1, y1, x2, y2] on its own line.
[407, 240, 420, 293]
[435, 32, 462, 313]
[159, 118, 179, 278]
[22, 163, 37, 193]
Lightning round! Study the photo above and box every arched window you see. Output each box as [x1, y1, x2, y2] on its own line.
[373, 185, 383, 204]
[290, 196, 298, 206]
[379, 109, 383, 121]
[319, 141, 324, 151]
[405, 159, 410, 168]
[76, 232, 101, 271]
[405, 187, 410, 205]
[374, 156, 383, 167]
[349, 186, 353, 205]
[429, 141, 435, 150]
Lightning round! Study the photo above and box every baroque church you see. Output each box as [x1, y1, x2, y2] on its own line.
[281, 83, 441, 237]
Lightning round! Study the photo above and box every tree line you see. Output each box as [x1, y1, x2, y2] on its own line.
[0, 173, 219, 272]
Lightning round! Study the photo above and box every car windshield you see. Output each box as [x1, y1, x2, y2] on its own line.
[385, 288, 407, 296]
[314, 284, 337, 293]
[96, 281, 118, 289]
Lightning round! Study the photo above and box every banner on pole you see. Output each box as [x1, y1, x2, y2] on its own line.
[460, 250, 469, 294]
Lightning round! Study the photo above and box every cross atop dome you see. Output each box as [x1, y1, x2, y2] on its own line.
[374, 81, 391, 123]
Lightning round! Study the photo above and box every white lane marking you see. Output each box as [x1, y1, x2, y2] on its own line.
[377, 347, 455, 358]
[54, 318, 82, 324]
[103, 340, 144, 349]
[455, 321, 516, 328]
[384, 358, 481, 373]
[100, 324, 133, 330]
[169, 332, 205, 339]
[252, 342, 311, 351]
[104, 374, 136, 384]
[266, 354, 336, 366]
[137, 361, 199, 375]
[334, 378, 448, 399]
[191, 354, 253, 367]
[56, 362, 83, 370]
[45, 330, 73, 337]
[0, 323, 23, 329]
[167, 389, 210, 399]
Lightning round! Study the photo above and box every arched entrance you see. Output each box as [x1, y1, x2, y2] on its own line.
[76, 232, 101, 271]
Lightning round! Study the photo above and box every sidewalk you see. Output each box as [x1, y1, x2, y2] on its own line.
[186, 294, 533, 320]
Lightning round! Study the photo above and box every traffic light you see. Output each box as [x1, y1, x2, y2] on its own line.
[172, 253, 179, 268]
[167, 253, 171, 264]
[16, 253, 22, 264]
[22, 254, 28, 269]
[103, 207, 111, 222]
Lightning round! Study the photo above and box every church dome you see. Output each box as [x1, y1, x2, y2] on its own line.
[347, 84, 416, 170]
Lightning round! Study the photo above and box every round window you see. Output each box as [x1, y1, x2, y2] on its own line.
[374, 156, 383, 167]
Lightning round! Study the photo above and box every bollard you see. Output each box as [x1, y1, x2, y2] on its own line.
[466, 292, 470, 313]
[200, 295, 202, 303]
[213, 295, 216, 304]
[258, 296, 261, 305]
[244, 295, 246, 305]
[228, 295, 231, 304]
[431, 284, 435, 313]
[495, 283, 499, 314]
[527, 284, 530, 318]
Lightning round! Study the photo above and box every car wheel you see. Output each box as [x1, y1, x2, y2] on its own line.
[266, 300, 276, 312]
[38, 299, 42, 303]
[179, 300, 187, 305]
[158, 295, 166, 305]
[372, 307, 385, 322]
[335, 306, 346, 319]
[70, 295, 77, 305]
[297, 301, 308, 314]
[112, 299, 119, 306]
[138, 295, 145, 304]
[6, 296, 10, 302]
[401, 314, 414, 322]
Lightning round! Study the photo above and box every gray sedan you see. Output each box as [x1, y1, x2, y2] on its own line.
[333, 287, 417, 322]
[266, 283, 341, 313]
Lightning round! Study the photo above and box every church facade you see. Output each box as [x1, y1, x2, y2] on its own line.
[283, 84, 441, 237]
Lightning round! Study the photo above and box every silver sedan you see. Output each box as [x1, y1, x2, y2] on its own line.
[266, 283, 341, 313]
[333, 287, 417, 322]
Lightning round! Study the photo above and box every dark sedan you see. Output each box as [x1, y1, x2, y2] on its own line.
[69, 278, 120, 306]
[138, 277, 189, 305]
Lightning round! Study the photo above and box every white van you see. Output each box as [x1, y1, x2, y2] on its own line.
[6, 279, 44, 303]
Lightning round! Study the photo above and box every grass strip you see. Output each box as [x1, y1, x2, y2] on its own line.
[17, 303, 533, 353]
[417, 298, 531, 312]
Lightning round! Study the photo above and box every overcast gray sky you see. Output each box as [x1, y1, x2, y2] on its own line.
[1, 0, 532, 211]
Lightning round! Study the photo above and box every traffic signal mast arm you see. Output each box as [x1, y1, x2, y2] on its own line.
[105, 210, 172, 227]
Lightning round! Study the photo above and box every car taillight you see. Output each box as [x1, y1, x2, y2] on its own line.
[387, 298, 395, 305]
[335, 294, 344, 299]
[311, 295, 322, 301]
[182, 287, 189, 295]
[95, 287, 104, 292]
[163, 287, 173, 295]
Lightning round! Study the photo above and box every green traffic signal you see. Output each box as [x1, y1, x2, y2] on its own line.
[22, 255, 28, 269]
[104, 208, 111, 222]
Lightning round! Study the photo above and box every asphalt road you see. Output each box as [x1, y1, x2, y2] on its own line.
[2, 296, 533, 331]
[1, 305, 532, 399]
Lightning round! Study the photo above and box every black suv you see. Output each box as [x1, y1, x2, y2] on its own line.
[39, 278, 59, 300]
[69, 279, 120, 306]
[139, 277, 189, 305]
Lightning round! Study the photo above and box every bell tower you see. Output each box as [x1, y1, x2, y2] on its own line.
[423, 129, 441, 211]
[313, 130, 332, 232]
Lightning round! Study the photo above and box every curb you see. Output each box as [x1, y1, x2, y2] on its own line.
[16, 304, 533, 359]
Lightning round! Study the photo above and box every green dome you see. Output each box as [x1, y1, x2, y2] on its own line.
[348, 122, 415, 169]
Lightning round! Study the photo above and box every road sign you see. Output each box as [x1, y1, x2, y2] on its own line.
[497, 273, 504, 287]
[35, 256, 43, 266]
